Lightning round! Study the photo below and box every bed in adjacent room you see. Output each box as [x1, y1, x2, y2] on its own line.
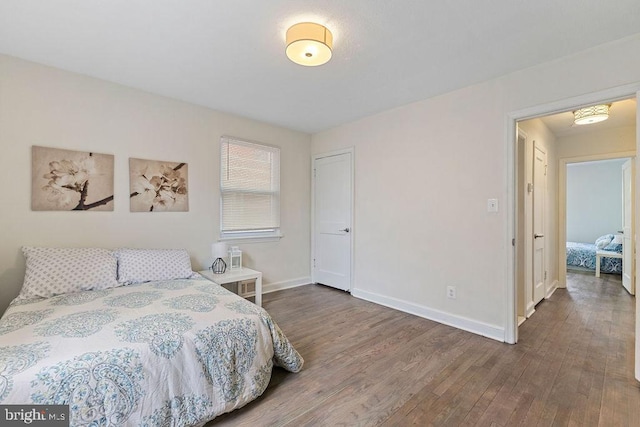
[0, 247, 303, 426]
[566, 234, 623, 274]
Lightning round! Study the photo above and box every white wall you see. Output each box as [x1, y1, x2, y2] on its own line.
[566, 159, 626, 243]
[557, 126, 636, 159]
[0, 55, 312, 313]
[311, 35, 640, 341]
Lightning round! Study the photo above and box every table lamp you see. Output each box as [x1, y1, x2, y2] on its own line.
[211, 242, 228, 274]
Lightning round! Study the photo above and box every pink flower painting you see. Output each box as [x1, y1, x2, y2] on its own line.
[129, 158, 189, 212]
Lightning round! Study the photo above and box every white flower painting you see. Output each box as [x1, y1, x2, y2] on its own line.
[129, 158, 188, 212]
[32, 146, 114, 211]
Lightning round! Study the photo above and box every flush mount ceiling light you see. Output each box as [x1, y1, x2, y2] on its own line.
[286, 22, 333, 66]
[573, 104, 611, 125]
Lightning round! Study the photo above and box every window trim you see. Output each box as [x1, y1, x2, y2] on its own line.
[219, 136, 282, 243]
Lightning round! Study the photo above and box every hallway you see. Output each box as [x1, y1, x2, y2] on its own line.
[516, 271, 637, 424]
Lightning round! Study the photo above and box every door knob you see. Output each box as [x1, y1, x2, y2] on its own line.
[534, 234, 544, 238]
[340, 228, 350, 233]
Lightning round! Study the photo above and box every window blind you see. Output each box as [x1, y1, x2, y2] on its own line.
[220, 137, 280, 236]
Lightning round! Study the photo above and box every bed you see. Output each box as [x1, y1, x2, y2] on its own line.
[0, 247, 303, 426]
[566, 240, 622, 274]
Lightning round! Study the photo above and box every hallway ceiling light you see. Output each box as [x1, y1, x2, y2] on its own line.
[573, 104, 611, 125]
[286, 22, 333, 66]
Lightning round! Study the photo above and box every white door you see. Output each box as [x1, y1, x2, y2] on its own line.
[622, 158, 635, 295]
[313, 151, 353, 291]
[532, 143, 546, 305]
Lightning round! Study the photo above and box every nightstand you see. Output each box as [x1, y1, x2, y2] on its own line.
[199, 268, 263, 307]
[595, 250, 623, 278]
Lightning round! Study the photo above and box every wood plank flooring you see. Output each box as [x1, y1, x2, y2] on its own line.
[209, 271, 639, 426]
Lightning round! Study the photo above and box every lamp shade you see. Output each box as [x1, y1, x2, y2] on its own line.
[286, 22, 333, 66]
[211, 242, 228, 259]
[573, 104, 610, 125]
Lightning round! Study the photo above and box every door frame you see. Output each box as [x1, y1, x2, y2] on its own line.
[515, 128, 532, 321]
[622, 158, 635, 295]
[311, 147, 355, 291]
[505, 82, 640, 345]
[557, 153, 635, 288]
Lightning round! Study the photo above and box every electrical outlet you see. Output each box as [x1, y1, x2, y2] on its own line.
[447, 286, 457, 299]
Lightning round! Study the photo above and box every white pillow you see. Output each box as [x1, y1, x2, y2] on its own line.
[595, 234, 614, 249]
[115, 248, 194, 284]
[19, 247, 119, 300]
[611, 234, 623, 245]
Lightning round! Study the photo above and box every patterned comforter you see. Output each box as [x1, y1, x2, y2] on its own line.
[0, 276, 303, 426]
[566, 241, 622, 274]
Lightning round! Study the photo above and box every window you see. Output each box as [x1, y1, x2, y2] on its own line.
[220, 136, 281, 240]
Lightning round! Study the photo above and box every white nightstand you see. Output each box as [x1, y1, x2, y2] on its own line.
[199, 268, 263, 307]
[595, 250, 623, 278]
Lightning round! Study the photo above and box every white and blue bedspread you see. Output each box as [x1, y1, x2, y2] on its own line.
[566, 241, 622, 274]
[0, 277, 303, 426]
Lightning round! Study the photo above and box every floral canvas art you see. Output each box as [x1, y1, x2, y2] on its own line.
[31, 146, 114, 211]
[129, 158, 189, 212]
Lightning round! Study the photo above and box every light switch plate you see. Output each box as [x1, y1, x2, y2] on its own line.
[487, 198, 498, 213]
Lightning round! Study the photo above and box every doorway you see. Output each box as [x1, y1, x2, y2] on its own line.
[560, 156, 635, 292]
[508, 89, 639, 347]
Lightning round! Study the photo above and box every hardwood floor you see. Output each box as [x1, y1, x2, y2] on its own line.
[210, 272, 639, 426]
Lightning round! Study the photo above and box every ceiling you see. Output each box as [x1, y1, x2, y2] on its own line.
[1, 1, 639, 134]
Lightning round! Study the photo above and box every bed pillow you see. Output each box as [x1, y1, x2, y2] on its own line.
[115, 248, 195, 284]
[594, 234, 614, 250]
[19, 247, 119, 300]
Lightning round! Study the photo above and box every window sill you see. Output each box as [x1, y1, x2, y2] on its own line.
[219, 234, 284, 244]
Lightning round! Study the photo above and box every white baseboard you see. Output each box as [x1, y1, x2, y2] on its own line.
[546, 280, 558, 299]
[526, 302, 535, 318]
[263, 276, 311, 294]
[351, 288, 504, 342]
